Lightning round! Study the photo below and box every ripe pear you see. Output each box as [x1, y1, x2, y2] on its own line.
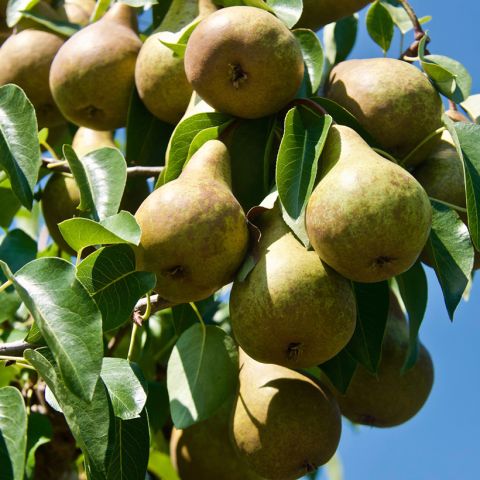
[296, 0, 371, 31]
[230, 204, 356, 369]
[170, 400, 263, 480]
[71, 127, 116, 157]
[49, 3, 142, 130]
[184, 6, 304, 119]
[134, 140, 249, 304]
[326, 58, 443, 166]
[232, 350, 341, 480]
[59, 0, 96, 25]
[326, 294, 434, 427]
[0, 29, 65, 128]
[306, 125, 432, 283]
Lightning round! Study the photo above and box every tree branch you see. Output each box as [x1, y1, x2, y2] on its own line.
[399, 0, 430, 59]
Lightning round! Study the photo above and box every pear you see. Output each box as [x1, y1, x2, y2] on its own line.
[71, 127, 116, 157]
[326, 294, 434, 427]
[0, 28, 65, 128]
[170, 400, 263, 480]
[49, 3, 142, 130]
[134, 140, 249, 304]
[184, 6, 304, 119]
[306, 125, 432, 283]
[296, 0, 371, 31]
[59, 0, 96, 26]
[326, 58, 443, 166]
[230, 204, 356, 369]
[232, 350, 341, 480]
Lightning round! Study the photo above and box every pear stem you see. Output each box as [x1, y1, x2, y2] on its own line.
[127, 323, 139, 361]
[0, 279, 13, 293]
[41, 141, 60, 161]
[372, 148, 399, 164]
[400, 126, 446, 167]
[428, 197, 468, 214]
[398, 0, 429, 59]
[189, 302, 206, 335]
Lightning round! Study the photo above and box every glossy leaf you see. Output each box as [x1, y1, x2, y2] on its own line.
[59, 211, 141, 252]
[101, 358, 148, 420]
[0, 229, 37, 284]
[0, 386, 27, 480]
[6, 0, 38, 27]
[266, 0, 302, 28]
[323, 15, 358, 66]
[347, 281, 390, 373]
[25, 413, 52, 479]
[8, 258, 103, 402]
[185, 120, 234, 162]
[319, 349, 358, 394]
[380, 0, 412, 33]
[293, 29, 324, 95]
[0, 84, 41, 209]
[167, 324, 238, 428]
[19, 11, 79, 36]
[366, 0, 394, 53]
[63, 145, 127, 221]
[424, 201, 473, 320]
[76, 245, 156, 331]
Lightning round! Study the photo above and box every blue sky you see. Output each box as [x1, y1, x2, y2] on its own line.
[315, 1, 480, 479]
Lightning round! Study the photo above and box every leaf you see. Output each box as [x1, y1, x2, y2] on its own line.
[293, 29, 324, 95]
[461, 94, 480, 123]
[0, 84, 41, 209]
[159, 40, 186, 57]
[319, 349, 358, 394]
[185, 120, 234, 161]
[0, 386, 27, 480]
[0, 179, 21, 229]
[276, 106, 332, 219]
[395, 262, 428, 371]
[0, 229, 37, 284]
[148, 450, 180, 480]
[167, 324, 238, 428]
[19, 11, 80, 36]
[63, 145, 127, 221]
[323, 15, 358, 66]
[77, 245, 155, 331]
[267, 0, 303, 29]
[6, 0, 38, 27]
[161, 112, 233, 185]
[25, 413, 52, 480]
[366, 0, 394, 53]
[101, 358, 148, 421]
[347, 281, 390, 373]
[6, 258, 103, 402]
[380, 0, 413, 33]
[424, 200, 473, 320]
[59, 211, 141, 252]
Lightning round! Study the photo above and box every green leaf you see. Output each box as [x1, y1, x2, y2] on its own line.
[318, 349, 358, 394]
[126, 88, 173, 167]
[461, 94, 480, 123]
[167, 324, 238, 428]
[323, 15, 358, 66]
[0, 229, 37, 284]
[25, 413, 52, 480]
[366, 0, 394, 53]
[159, 39, 187, 57]
[77, 245, 156, 331]
[7, 258, 103, 402]
[267, 0, 303, 29]
[101, 358, 148, 421]
[18, 11, 80, 36]
[0, 179, 21, 229]
[63, 145, 127, 221]
[276, 106, 332, 219]
[185, 121, 234, 162]
[148, 450, 180, 480]
[0, 84, 41, 209]
[59, 211, 141, 252]
[347, 281, 390, 373]
[424, 200, 473, 320]
[380, 0, 413, 34]
[145, 381, 170, 433]
[6, 0, 38, 27]
[293, 29, 324, 95]
[161, 112, 233, 185]
[395, 262, 428, 371]
[0, 386, 27, 480]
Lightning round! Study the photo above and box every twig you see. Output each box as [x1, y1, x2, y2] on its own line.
[0, 340, 37, 357]
[399, 0, 429, 59]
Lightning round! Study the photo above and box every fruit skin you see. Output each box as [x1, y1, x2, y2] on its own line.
[231, 350, 341, 480]
[71, 127, 116, 157]
[230, 204, 356, 369]
[326, 58, 443, 166]
[295, 0, 371, 31]
[134, 140, 249, 304]
[49, 3, 142, 130]
[306, 125, 432, 283]
[184, 6, 304, 119]
[326, 294, 434, 427]
[59, 0, 96, 26]
[0, 29, 65, 128]
[170, 400, 263, 480]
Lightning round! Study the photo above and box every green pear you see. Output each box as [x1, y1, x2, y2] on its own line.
[0, 28, 65, 128]
[230, 203, 356, 369]
[296, 0, 371, 31]
[232, 350, 341, 480]
[71, 127, 116, 157]
[306, 125, 432, 283]
[326, 58, 443, 166]
[170, 400, 263, 480]
[49, 3, 142, 130]
[184, 6, 304, 119]
[134, 140, 249, 304]
[325, 294, 434, 427]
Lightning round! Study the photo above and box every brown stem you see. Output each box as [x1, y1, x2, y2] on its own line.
[399, 0, 430, 59]
[448, 99, 458, 111]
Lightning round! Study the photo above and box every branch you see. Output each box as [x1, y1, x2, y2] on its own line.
[0, 340, 36, 356]
[399, 0, 430, 59]
[42, 158, 164, 177]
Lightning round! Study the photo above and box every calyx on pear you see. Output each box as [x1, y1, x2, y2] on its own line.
[306, 124, 432, 283]
[134, 139, 249, 304]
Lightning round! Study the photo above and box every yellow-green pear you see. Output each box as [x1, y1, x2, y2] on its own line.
[306, 125, 432, 283]
[296, 0, 371, 31]
[59, 0, 96, 25]
[49, 3, 142, 130]
[71, 127, 116, 157]
[326, 58, 443, 166]
[0, 28, 65, 128]
[184, 6, 304, 119]
[230, 203, 356, 369]
[134, 140, 249, 304]
[232, 350, 341, 480]
[326, 294, 434, 427]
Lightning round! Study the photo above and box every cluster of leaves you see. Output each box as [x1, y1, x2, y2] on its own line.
[0, 0, 480, 479]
